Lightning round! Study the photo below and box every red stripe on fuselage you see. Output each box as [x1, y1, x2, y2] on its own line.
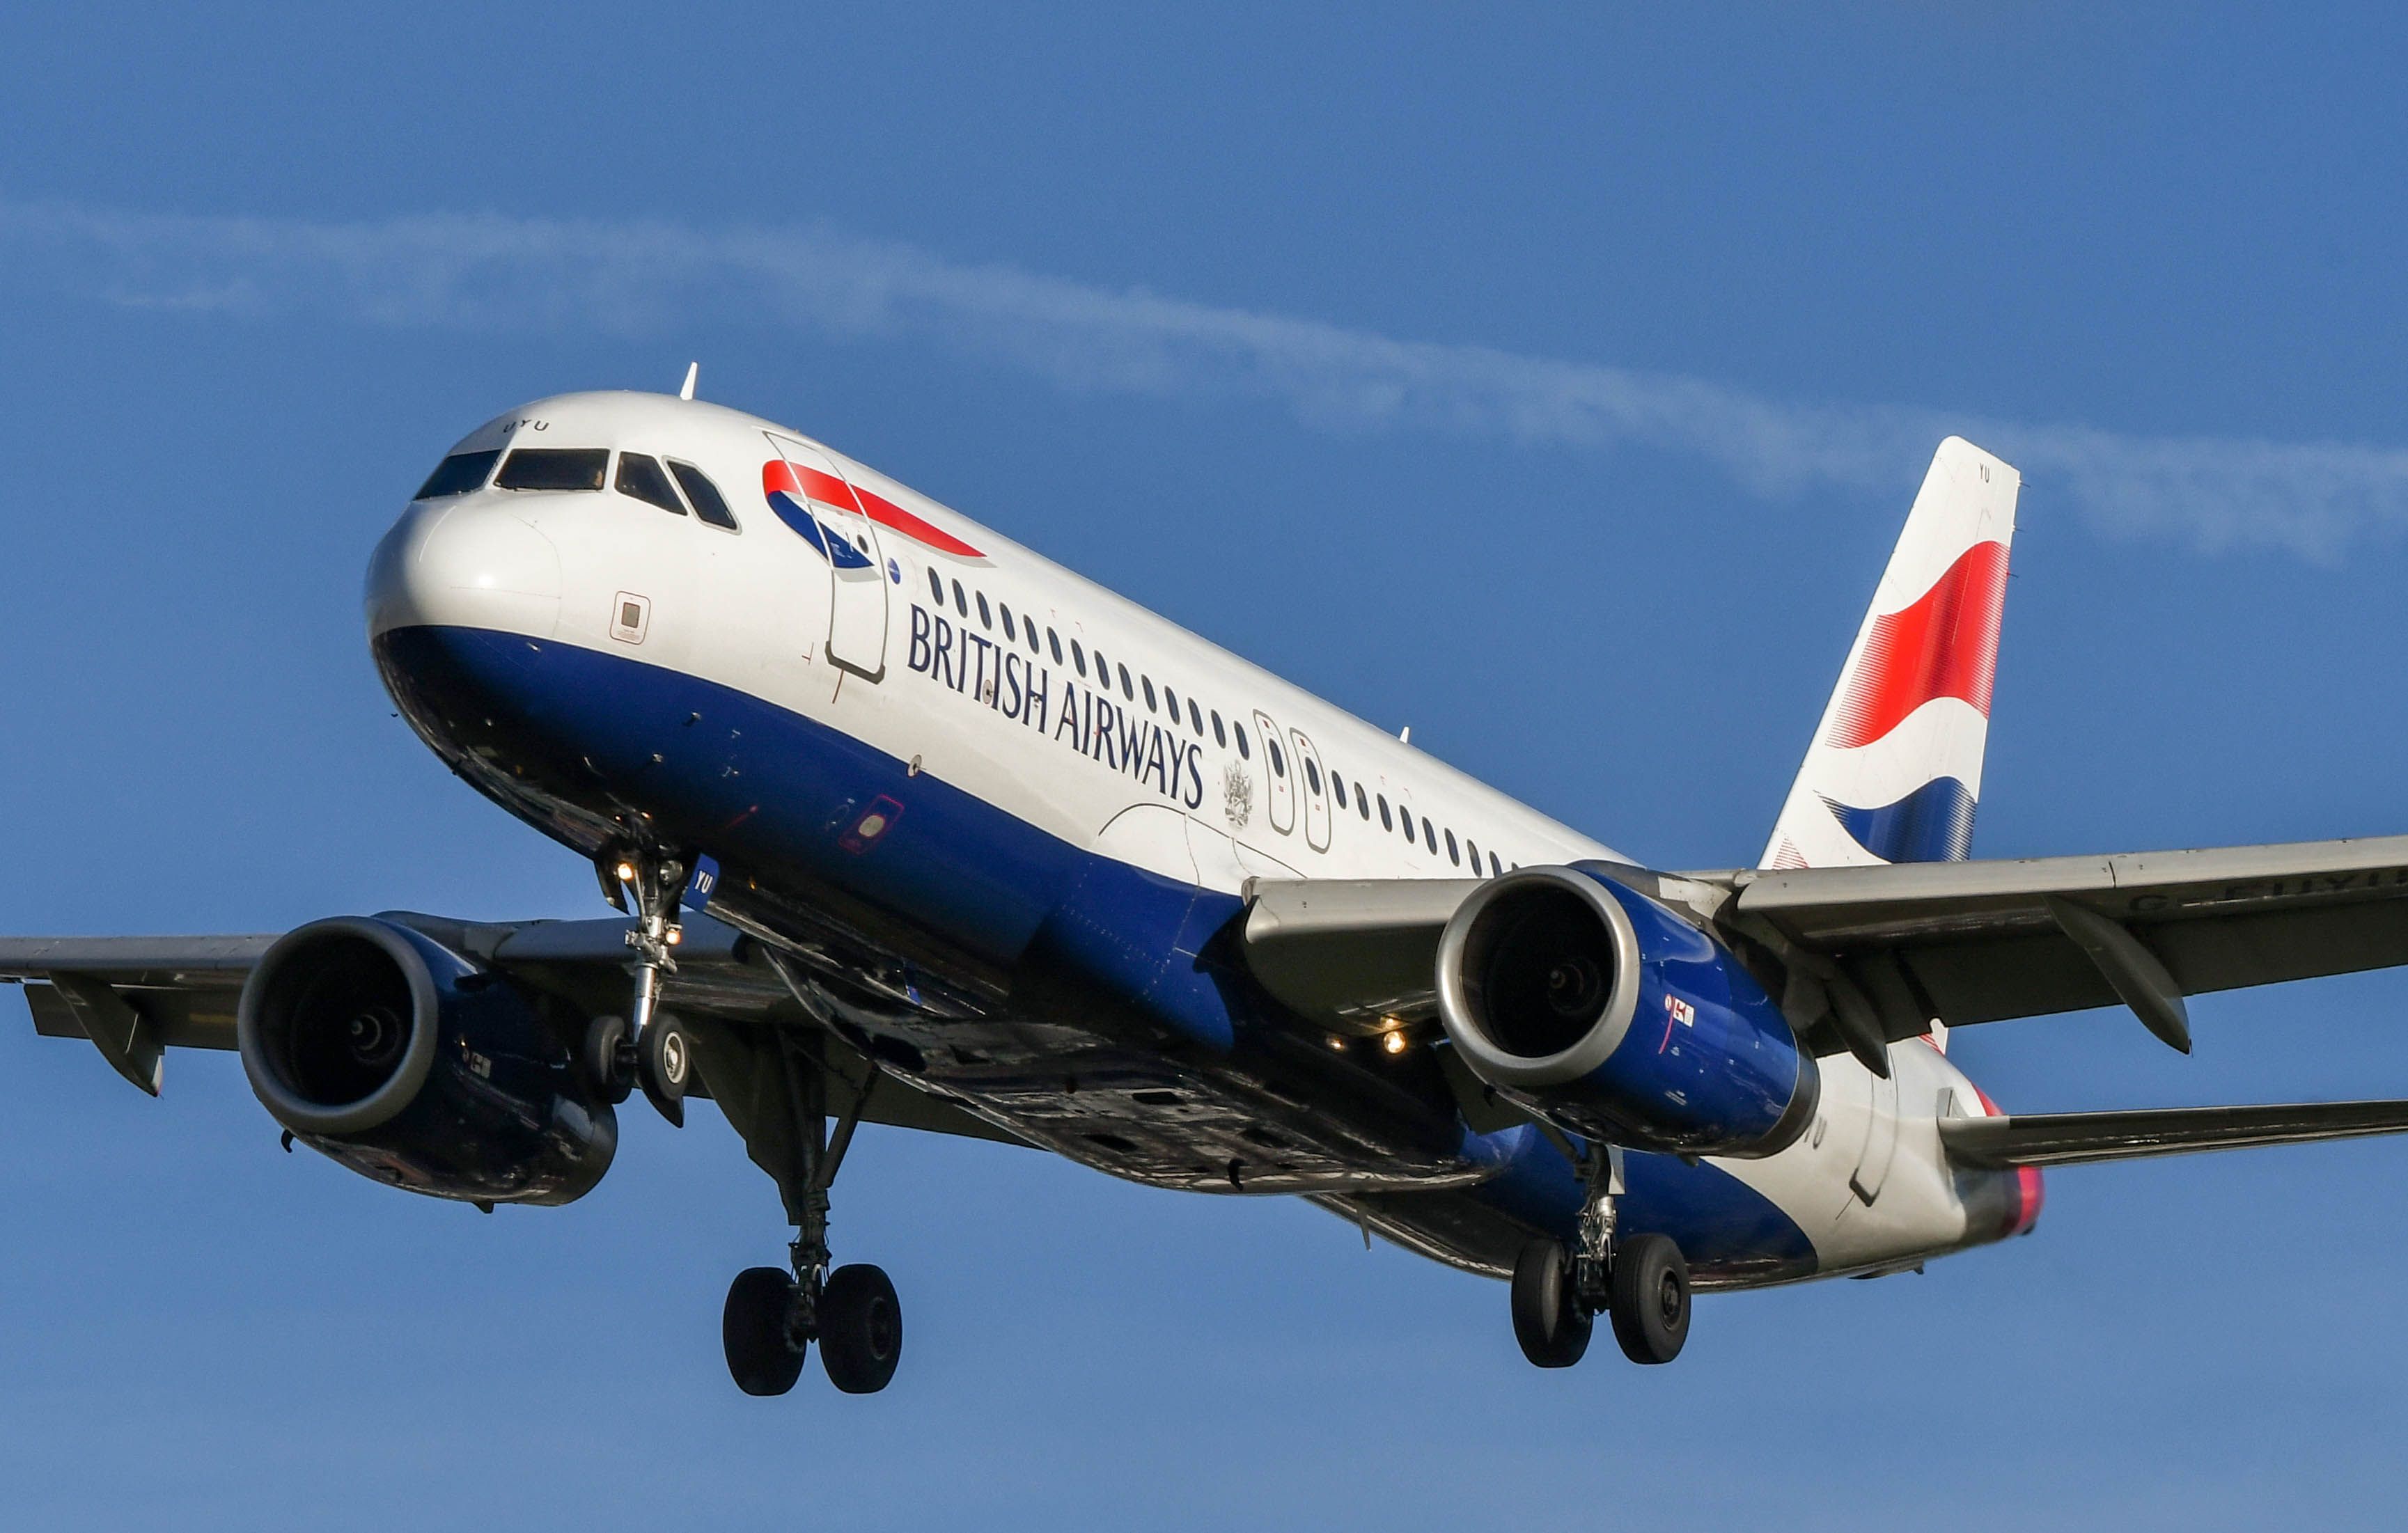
[760, 459, 984, 558]
[1969, 1083, 2045, 1238]
[1825, 540, 2009, 750]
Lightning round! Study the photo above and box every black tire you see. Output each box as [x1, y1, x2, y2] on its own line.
[639, 1015, 689, 1127]
[724, 1266, 807, 1396]
[1607, 1233, 1690, 1365]
[819, 1264, 903, 1394]
[582, 1014, 632, 1104]
[1510, 1239, 1592, 1368]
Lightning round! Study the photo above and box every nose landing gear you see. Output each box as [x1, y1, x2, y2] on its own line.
[594, 850, 694, 1126]
[1510, 1145, 1691, 1368]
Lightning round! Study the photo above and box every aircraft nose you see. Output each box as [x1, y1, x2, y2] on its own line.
[366, 498, 562, 638]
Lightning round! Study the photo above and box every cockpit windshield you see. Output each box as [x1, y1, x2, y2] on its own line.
[496, 448, 609, 492]
[413, 449, 500, 501]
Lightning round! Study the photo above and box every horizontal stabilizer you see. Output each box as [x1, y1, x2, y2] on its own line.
[1941, 1098, 2408, 1168]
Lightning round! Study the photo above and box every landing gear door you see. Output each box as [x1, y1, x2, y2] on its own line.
[765, 433, 889, 682]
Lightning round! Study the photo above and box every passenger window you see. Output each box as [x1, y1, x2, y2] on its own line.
[1142, 676, 1157, 712]
[1235, 723, 1251, 759]
[614, 453, 689, 514]
[1332, 776, 1347, 810]
[1422, 817, 1436, 849]
[1359, 789, 1373, 820]
[1377, 795, 1393, 831]
[1163, 684, 1178, 718]
[414, 449, 500, 500]
[497, 448, 608, 492]
[976, 592, 992, 629]
[1072, 640, 1088, 677]
[1490, 851, 1503, 876]
[928, 569, 944, 604]
[1118, 664, 1134, 700]
[1211, 711, 1226, 747]
[1268, 739, 1286, 777]
[1026, 624, 1040, 655]
[1304, 758, 1321, 794]
[664, 460, 737, 528]
[1049, 630, 1064, 664]
[952, 581, 968, 618]
[1000, 604, 1016, 641]
[1445, 829, 1460, 865]
[1467, 840, 1480, 873]
[1095, 649, 1109, 683]
[1188, 699, 1204, 737]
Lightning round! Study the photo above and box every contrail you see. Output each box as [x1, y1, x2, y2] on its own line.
[4, 198, 2401, 560]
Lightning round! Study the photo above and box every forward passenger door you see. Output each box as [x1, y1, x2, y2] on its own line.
[766, 433, 890, 682]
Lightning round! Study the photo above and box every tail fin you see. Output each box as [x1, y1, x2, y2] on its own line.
[1761, 437, 2020, 870]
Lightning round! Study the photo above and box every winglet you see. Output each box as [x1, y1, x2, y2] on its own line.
[1761, 438, 2020, 870]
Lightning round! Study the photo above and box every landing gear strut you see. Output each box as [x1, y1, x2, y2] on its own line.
[719, 1030, 903, 1396]
[1510, 1144, 1691, 1368]
[594, 849, 693, 1126]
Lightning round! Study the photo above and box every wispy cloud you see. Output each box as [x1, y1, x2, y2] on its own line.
[6, 198, 2404, 560]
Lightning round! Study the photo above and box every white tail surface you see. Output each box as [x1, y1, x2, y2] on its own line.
[1762, 437, 2021, 870]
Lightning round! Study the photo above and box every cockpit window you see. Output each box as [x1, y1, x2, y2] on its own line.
[669, 460, 739, 530]
[414, 450, 500, 501]
[615, 453, 688, 515]
[497, 448, 609, 492]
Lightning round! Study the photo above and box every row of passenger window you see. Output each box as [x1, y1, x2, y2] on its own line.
[414, 448, 741, 530]
[924, 567, 1514, 878]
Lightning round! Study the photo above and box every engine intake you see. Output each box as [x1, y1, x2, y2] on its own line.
[1436, 866, 1817, 1157]
[237, 916, 616, 1205]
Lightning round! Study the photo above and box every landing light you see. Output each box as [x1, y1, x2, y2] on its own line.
[666, 927, 683, 946]
[1382, 1030, 1408, 1055]
[614, 860, 636, 883]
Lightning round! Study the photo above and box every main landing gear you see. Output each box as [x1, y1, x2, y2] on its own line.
[720, 1030, 903, 1396]
[585, 850, 695, 1127]
[1510, 1145, 1691, 1369]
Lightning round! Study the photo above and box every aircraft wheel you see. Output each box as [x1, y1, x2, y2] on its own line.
[1510, 1239, 1592, 1367]
[818, 1264, 903, 1394]
[1608, 1233, 1690, 1365]
[582, 1014, 632, 1104]
[639, 1014, 689, 1127]
[724, 1266, 808, 1396]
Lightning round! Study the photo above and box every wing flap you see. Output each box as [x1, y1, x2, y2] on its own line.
[1240, 877, 1478, 1030]
[1941, 1098, 2408, 1168]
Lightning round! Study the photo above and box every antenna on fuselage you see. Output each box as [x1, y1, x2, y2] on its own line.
[678, 361, 699, 401]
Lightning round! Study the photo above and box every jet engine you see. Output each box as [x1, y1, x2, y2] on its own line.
[1435, 866, 1817, 1157]
[237, 916, 616, 1204]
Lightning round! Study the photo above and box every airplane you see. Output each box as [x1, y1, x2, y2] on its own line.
[13, 380, 2408, 1397]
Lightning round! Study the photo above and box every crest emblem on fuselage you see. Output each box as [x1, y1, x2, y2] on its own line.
[1222, 763, 1253, 829]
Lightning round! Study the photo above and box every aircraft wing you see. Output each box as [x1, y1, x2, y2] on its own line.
[1939, 1098, 2408, 1168]
[1240, 835, 2408, 1059]
[0, 912, 1025, 1147]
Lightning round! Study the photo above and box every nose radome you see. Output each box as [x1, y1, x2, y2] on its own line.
[366, 500, 562, 639]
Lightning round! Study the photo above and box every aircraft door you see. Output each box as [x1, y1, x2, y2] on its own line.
[1253, 710, 1295, 835]
[1290, 728, 1331, 852]
[1850, 1056, 1900, 1205]
[766, 433, 890, 681]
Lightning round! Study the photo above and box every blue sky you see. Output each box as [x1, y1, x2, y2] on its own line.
[6, 4, 2408, 1527]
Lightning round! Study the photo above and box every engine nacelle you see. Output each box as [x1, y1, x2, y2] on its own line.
[237, 916, 616, 1205]
[1436, 865, 1817, 1157]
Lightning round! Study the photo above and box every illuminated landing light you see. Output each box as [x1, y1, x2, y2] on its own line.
[1327, 1036, 1347, 1052]
[614, 860, 637, 883]
[665, 927, 683, 947]
[1382, 1030, 1408, 1055]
